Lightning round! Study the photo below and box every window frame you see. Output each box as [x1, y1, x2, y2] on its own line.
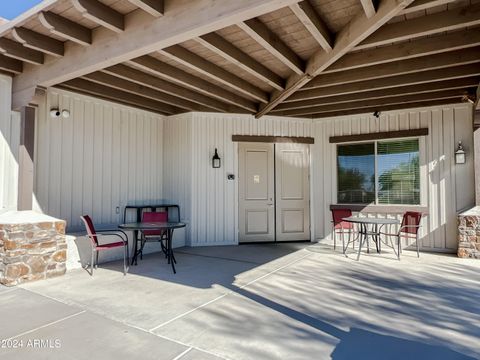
[336, 137, 421, 206]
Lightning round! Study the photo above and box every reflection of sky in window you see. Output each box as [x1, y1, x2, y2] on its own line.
[338, 154, 374, 190]
[378, 152, 417, 174]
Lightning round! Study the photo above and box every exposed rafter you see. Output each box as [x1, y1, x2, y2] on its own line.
[38, 11, 92, 46]
[326, 29, 480, 74]
[238, 19, 304, 75]
[130, 56, 258, 112]
[72, 0, 125, 33]
[12, 27, 64, 57]
[307, 98, 463, 119]
[195, 33, 284, 91]
[289, 64, 480, 102]
[289, 0, 332, 51]
[14, 0, 301, 106]
[126, 0, 164, 17]
[83, 71, 213, 112]
[62, 78, 180, 114]
[161, 45, 268, 103]
[355, 3, 480, 50]
[273, 89, 470, 116]
[103, 64, 245, 113]
[272, 78, 480, 111]
[0, 38, 44, 65]
[360, 0, 376, 18]
[0, 54, 23, 74]
[256, 0, 415, 117]
[305, 48, 480, 89]
[398, 0, 458, 15]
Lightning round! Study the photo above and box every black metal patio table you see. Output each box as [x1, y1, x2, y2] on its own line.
[119, 222, 186, 273]
[342, 216, 400, 261]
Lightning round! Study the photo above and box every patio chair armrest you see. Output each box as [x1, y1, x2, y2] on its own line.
[399, 224, 421, 232]
[95, 230, 128, 244]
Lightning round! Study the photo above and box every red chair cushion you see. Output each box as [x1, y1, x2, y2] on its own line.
[81, 215, 99, 246]
[142, 211, 168, 236]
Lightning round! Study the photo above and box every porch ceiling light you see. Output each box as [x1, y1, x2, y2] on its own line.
[212, 148, 221, 168]
[455, 141, 466, 164]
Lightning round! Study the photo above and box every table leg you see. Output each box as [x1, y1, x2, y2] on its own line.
[167, 228, 176, 274]
[356, 224, 365, 261]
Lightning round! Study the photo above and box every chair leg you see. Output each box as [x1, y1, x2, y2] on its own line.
[416, 234, 420, 258]
[91, 249, 94, 276]
[341, 230, 346, 254]
[398, 236, 401, 260]
[333, 228, 336, 250]
[123, 245, 127, 275]
[95, 252, 99, 269]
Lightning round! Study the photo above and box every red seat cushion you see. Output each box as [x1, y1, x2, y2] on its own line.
[331, 209, 354, 230]
[142, 211, 168, 236]
[96, 241, 125, 250]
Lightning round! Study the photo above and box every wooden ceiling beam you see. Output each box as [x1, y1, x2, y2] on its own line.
[38, 11, 92, 46]
[83, 71, 214, 112]
[304, 47, 480, 89]
[130, 56, 257, 112]
[307, 98, 463, 119]
[273, 89, 471, 116]
[360, 0, 376, 18]
[326, 29, 480, 74]
[62, 78, 179, 114]
[126, 0, 164, 17]
[256, 0, 414, 118]
[161, 45, 268, 103]
[399, 0, 457, 15]
[12, 27, 64, 57]
[272, 77, 480, 111]
[356, 3, 480, 50]
[289, 0, 333, 51]
[0, 54, 23, 74]
[196, 33, 284, 91]
[103, 63, 244, 113]
[238, 19, 304, 75]
[289, 64, 480, 101]
[72, 0, 124, 33]
[14, 0, 300, 105]
[0, 38, 44, 65]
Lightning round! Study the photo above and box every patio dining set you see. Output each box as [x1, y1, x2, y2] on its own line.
[80, 204, 186, 276]
[331, 209, 423, 261]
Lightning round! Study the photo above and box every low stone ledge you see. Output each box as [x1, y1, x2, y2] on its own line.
[458, 206, 480, 259]
[0, 211, 67, 286]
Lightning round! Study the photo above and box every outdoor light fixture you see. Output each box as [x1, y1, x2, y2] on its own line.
[212, 148, 221, 168]
[455, 141, 466, 164]
[373, 111, 381, 119]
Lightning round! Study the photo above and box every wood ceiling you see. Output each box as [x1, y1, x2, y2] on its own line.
[0, 0, 479, 118]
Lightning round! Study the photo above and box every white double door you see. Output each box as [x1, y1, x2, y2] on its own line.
[239, 142, 310, 243]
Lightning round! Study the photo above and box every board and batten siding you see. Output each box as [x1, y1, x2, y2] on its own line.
[0, 75, 20, 211]
[163, 112, 312, 246]
[164, 105, 473, 252]
[312, 104, 474, 252]
[34, 88, 165, 231]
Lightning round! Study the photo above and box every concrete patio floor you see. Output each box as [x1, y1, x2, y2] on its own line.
[1, 242, 479, 360]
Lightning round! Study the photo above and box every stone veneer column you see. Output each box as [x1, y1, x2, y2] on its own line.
[457, 206, 480, 259]
[0, 211, 67, 286]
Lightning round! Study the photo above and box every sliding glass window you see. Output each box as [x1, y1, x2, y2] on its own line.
[337, 139, 420, 205]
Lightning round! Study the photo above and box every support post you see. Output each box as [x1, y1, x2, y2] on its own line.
[17, 106, 35, 210]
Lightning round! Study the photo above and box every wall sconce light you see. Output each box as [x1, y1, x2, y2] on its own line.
[455, 141, 466, 164]
[212, 148, 221, 168]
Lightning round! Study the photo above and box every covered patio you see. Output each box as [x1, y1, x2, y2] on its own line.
[1, 243, 479, 360]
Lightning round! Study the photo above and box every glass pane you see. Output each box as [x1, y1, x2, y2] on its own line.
[377, 139, 420, 205]
[337, 143, 375, 204]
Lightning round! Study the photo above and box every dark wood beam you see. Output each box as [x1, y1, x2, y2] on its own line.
[12, 27, 64, 57]
[0, 54, 23, 74]
[39, 11, 92, 46]
[0, 38, 44, 65]
[232, 135, 314, 144]
[126, 0, 163, 17]
[72, 0, 125, 33]
[330, 128, 428, 143]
